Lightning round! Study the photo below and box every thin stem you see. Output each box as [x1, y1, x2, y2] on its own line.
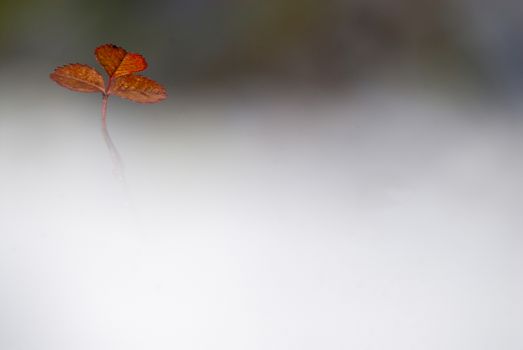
[102, 122, 125, 183]
[101, 93, 108, 128]
[101, 76, 113, 127]
[99, 77, 139, 231]
[100, 82, 124, 182]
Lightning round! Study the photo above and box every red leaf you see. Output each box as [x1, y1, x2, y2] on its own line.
[50, 43, 167, 121]
[110, 75, 167, 103]
[50, 64, 105, 93]
[95, 44, 147, 79]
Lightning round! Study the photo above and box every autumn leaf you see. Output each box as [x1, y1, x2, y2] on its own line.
[95, 44, 147, 78]
[50, 64, 105, 93]
[50, 43, 167, 124]
[110, 75, 167, 103]
[50, 44, 166, 183]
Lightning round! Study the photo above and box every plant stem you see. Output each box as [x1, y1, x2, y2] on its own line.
[101, 93, 108, 128]
[102, 122, 125, 183]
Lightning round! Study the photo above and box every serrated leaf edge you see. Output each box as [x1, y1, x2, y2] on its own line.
[50, 63, 105, 93]
[109, 74, 167, 104]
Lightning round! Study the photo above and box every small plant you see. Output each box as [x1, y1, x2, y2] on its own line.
[50, 44, 166, 183]
[50, 43, 167, 125]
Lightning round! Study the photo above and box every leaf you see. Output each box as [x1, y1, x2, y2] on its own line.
[50, 64, 105, 93]
[95, 44, 148, 79]
[110, 75, 167, 103]
[50, 43, 167, 122]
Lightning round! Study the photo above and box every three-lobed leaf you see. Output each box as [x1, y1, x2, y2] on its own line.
[50, 43, 166, 104]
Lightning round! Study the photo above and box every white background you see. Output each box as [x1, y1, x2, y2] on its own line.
[1, 78, 522, 349]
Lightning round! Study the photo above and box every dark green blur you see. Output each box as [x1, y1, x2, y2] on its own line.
[0, 0, 517, 89]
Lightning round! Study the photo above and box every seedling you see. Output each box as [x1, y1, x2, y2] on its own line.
[50, 43, 167, 125]
[50, 44, 166, 183]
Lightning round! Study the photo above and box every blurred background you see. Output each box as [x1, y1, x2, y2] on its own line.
[0, 0, 521, 92]
[1, 1, 523, 349]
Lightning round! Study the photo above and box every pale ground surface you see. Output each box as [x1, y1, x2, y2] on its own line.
[1, 78, 522, 349]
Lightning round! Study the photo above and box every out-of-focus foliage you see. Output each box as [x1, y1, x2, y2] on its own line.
[0, 0, 519, 88]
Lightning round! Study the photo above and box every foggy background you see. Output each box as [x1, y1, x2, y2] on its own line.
[1, 0, 523, 349]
